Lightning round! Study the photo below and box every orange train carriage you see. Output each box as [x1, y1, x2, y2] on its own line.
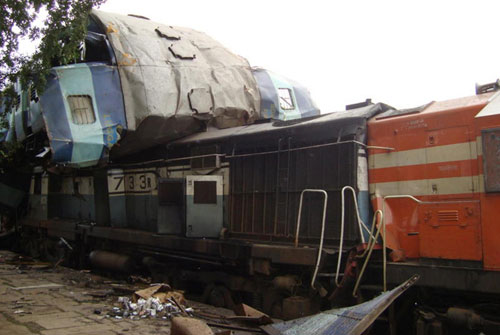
[367, 87, 500, 333]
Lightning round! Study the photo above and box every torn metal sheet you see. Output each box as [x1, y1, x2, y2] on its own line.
[261, 275, 419, 335]
[91, 9, 261, 131]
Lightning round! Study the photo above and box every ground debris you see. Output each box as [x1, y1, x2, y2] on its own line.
[171, 316, 215, 335]
[11, 283, 63, 290]
[2, 254, 52, 270]
[0, 249, 264, 335]
[108, 283, 192, 320]
[230, 303, 273, 325]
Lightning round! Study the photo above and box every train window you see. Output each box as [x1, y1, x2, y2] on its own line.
[67, 95, 96, 125]
[193, 181, 217, 204]
[278, 88, 295, 110]
[482, 128, 500, 192]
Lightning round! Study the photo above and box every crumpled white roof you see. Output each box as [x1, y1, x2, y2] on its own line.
[91, 10, 260, 131]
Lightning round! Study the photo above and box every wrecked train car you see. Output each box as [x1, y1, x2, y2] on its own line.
[4, 9, 500, 335]
[0, 9, 319, 228]
[22, 101, 386, 321]
[3, 9, 319, 168]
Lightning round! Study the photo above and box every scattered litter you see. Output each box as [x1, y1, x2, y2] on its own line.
[133, 283, 171, 301]
[108, 284, 192, 320]
[13, 310, 31, 315]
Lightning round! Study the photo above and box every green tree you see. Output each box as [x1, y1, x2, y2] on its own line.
[0, 0, 106, 169]
[0, 0, 106, 95]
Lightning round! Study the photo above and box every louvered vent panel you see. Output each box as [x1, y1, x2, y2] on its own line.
[438, 210, 459, 221]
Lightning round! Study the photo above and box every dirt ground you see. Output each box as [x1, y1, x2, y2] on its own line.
[0, 249, 262, 335]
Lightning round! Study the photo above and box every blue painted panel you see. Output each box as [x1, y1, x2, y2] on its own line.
[56, 64, 104, 166]
[88, 63, 127, 149]
[292, 83, 320, 117]
[50, 139, 74, 163]
[357, 190, 372, 241]
[40, 63, 126, 167]
[252, 69, 319, 121]
[252, 68, 280, 119]
[40, 72, 74, 163]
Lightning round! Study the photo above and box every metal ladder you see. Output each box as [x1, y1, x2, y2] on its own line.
[294, 186, 375, 291]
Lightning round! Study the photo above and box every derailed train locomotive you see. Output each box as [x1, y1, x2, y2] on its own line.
[2, 9, 500, 334]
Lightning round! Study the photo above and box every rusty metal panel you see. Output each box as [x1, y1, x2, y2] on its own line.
[229, 140, 360, 246]
[482, 128, 500, 192]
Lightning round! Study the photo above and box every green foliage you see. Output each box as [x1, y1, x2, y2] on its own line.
[0, 140, 28, 173]
[0, 0, 106, 94]
[0, 0, 106, 169]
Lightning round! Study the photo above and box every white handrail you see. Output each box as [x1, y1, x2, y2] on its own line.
[353, 210, 383, 296]
[334, 186, 371, 286]
[294, 189, 328, 290]
[341, 186, 369, 244]
[355, 195, 421, 294]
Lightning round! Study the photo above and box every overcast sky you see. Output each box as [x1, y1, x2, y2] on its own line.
[99, 0, 500, 113]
